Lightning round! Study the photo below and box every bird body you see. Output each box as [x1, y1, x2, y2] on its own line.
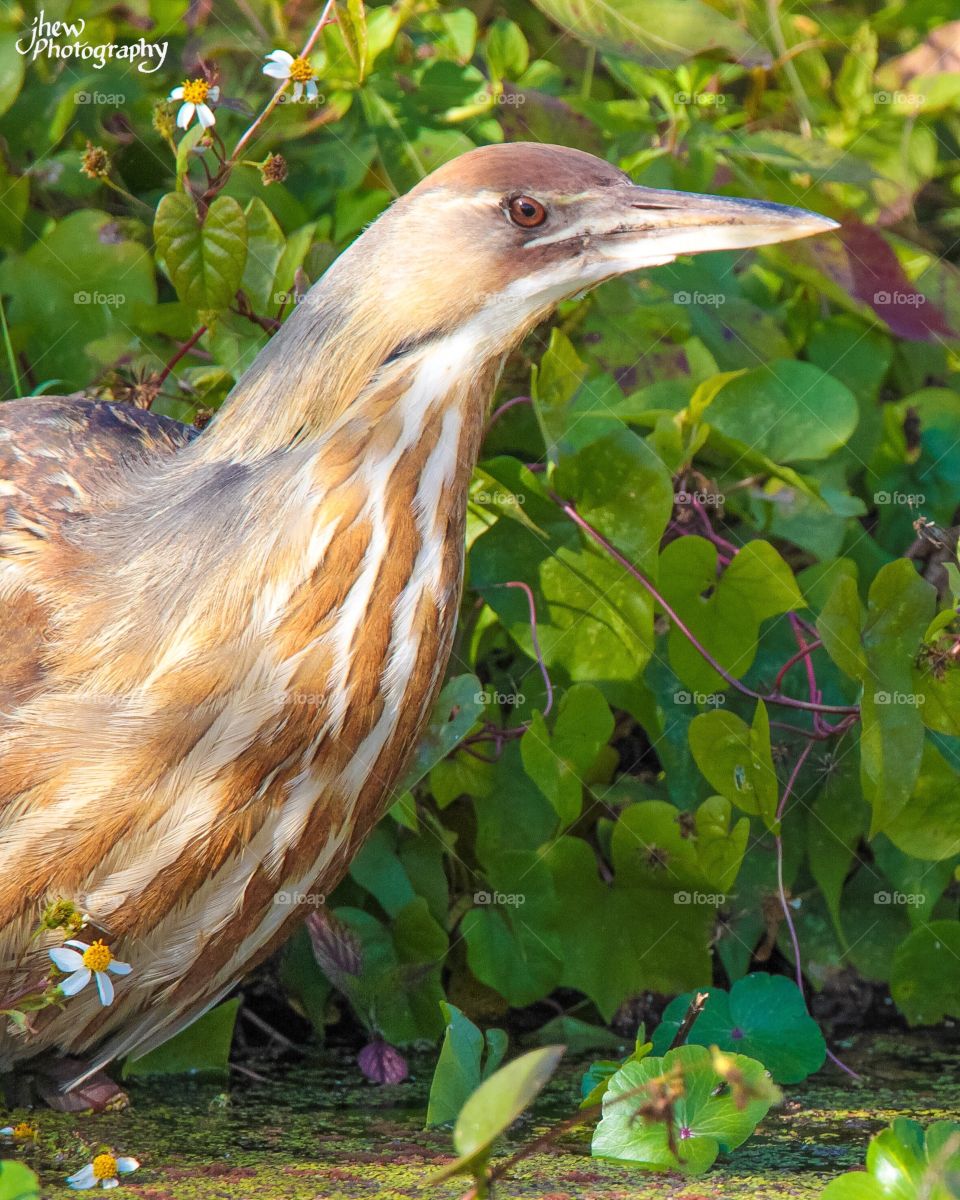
[0, 143, 835, 1089]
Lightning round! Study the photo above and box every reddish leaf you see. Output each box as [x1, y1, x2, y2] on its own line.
[358, 1039, 409, 1085]
[809, 222, 954, 341]
[305, 909, 362, 987]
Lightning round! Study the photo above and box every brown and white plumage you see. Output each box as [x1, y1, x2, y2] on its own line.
[0, 143, 835, 1089]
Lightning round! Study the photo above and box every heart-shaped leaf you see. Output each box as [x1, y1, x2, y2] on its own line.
[155, 193, 248, 312]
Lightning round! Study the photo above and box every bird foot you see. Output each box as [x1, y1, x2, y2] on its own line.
[33, 1059, 130, 1113]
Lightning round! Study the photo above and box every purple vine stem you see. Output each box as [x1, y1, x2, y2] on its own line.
[486, 394, 532, 432]
[553, 495, 859, 717]
[497, 580, 554, 717]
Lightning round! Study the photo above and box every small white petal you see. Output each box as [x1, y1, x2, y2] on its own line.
[59, 967, 92, 996]
[265, 49, 294, 64]
[196, 104, 216, 128]
[108, 959, 132, 976]
[169, 86, 185, 99]
[0, 1127, 13, 1135]
[293, 81, 304, 101]
[50, 946, 85, 972]
[95, 970, 115, 1006]
[177, 102, 195, 129]
[64, 939, 90, 952]
[101, 1179, 119, 1190]
[115, 1159, 139, 1175]
[263, 62, 290, 79]
[306, 80, 318, 100]
[207, 86, 220, 102]
[67, 1164, 97, 1189]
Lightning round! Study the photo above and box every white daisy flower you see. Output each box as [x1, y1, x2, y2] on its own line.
[263, 50, 319, 101]
[168, 78, 220, 129]
[48, 938, 131, 1006]
[67, 1153, 139, 1190]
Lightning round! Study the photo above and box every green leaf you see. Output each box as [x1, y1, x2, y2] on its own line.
[400, 674, 485, 793]
[432, 1046, 564, 1182]
[0, 33, 26, 119]
[817, 573, 868, 681]
[689, 704, 779, 830]
[659, 538, 803, 692]
[822, 1118, 960, 1200]
[530, 0, 768, 68]
[337, 0, 368, 79]
[123, 998, 240, 1079]
[426, 1003, 507, 1127]
[554, 427, 675, 575]
[241, 198, 287, 312]
[521, 684, 614, 825]
[859, 561, 937, 832]
[651, 975, 826, 1083]
[890, 921, 960, 1026]
[884, 741, 960, 861]
[0, 1161, 40, 1200]
[592, 1044, 777, 1173]
[484, 19, 529, 79]
[705, 361, 859, 463]
[155, 193, 248, 312]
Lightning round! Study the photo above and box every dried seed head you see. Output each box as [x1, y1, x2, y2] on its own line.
[152, 100, 177, 139]
[80, 142, 111, 179]
[261, 153, 288, 185]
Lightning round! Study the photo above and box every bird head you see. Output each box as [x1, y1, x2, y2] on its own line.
[209, 142, 837, 453]
[360, 141, 838, 351]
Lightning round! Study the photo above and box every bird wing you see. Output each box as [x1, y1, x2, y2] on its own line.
[0, 396, 196, 708]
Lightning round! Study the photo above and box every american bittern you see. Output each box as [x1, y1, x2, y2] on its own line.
[0, 143, 835, 1097]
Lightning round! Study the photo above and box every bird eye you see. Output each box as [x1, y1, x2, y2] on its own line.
[506, 195, 547, 228]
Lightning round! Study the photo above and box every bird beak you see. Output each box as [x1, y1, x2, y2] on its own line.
[543, 184, 839, 272]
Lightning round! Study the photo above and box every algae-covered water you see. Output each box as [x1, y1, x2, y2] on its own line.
[3, 1030, 958, 1198]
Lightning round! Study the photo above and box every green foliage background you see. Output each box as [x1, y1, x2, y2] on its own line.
[1, 0, 959, 1051]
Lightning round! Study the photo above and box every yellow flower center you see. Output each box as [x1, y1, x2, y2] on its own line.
[82, 940, 112, 972]
[13, 1123, 35, 1140]
[92, 1154, 118, 1181]
[181, 78, 210, 104]
[288, 56, 314, 83]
